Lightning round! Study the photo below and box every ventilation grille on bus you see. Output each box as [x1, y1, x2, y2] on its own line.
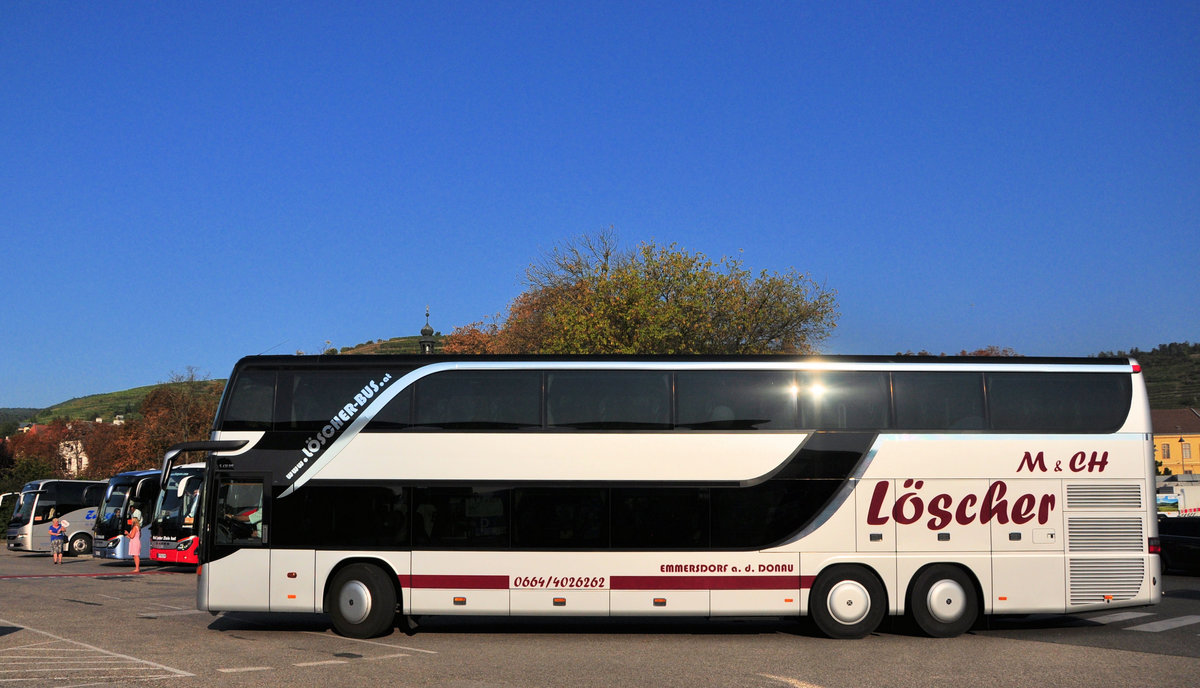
[1065, 484, 1142, 510]
[1068, 558, 1145, 606]
[1067, 518, 1144, 552]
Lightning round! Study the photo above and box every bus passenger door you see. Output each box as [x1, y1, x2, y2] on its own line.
[205, 475, 271, 612]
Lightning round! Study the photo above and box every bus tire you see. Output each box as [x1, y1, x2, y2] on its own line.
[809, 565, 886, 639]
[67, 533, 92, 557]
[909, 564, 978, 638]
[327, 564, 397, 639]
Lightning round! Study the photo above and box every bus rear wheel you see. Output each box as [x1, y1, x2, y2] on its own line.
[327, 564, 397, 639]
[67, 533, 92, 557]
[909, 564, 978, 638]
[809, 565, 886, 639]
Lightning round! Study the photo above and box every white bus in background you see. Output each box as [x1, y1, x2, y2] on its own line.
[3, 479, 106, 556]
[162, 354, 1160, 639]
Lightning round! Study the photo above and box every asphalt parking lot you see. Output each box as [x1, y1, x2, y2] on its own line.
[3, 548, 1200, 687]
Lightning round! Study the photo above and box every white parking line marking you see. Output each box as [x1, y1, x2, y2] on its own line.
[0, 616, 193, 678]
[218, 667, 273, 673]
[363, 653, 410, 661]
[300, 631, 438, 654]
[1127, 615, 1200, 632]
[759, 674, 826, 688]
[145, 602, 187, 610]
[295, 660, 348, 667]
[137, 609, 209, 618]
[1088, 611, 1156, 624]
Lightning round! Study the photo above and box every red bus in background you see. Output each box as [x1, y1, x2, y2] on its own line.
[150, 462, 203, 565]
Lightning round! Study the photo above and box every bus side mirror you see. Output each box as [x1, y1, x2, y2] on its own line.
[177, 476, 193, 499]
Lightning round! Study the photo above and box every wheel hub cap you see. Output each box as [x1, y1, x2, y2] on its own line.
[337, 580, 373, 625]
[926, 579, 967, 624]
[827, 580, 871, 625]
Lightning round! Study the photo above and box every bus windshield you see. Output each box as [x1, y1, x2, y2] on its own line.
[155, 469, 201, 530]
[98, 485, 132, 532]
[9, 492, 38, 527]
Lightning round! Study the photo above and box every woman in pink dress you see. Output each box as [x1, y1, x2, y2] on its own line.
[126, 516, 141, 573]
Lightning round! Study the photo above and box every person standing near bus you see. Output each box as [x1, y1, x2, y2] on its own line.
[125, 517, 142, 573]
[48, 517, 66, 565]
[129, 502, 143, 531]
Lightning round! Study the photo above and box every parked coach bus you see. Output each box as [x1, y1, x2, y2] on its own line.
[94, 470, 159, 562]
[160, 354, 1160, 639]
[3, 479, 105, 556]
[150, 462, 204, 564]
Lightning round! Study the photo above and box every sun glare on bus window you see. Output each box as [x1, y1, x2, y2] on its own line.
[808, 383, 827, 399]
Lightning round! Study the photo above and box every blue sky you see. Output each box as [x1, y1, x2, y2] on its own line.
[2, 2, 1197, 409]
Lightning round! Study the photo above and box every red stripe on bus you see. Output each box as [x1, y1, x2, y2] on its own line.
[409, 574, 510, 589]
[403, 574, 815, 590]
[610, 575, 810, 591]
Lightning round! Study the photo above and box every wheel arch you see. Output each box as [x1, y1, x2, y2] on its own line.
[321, 556, 404, 615]
[811, 561, 891, 612]
[903, 561, 984, 618]
[807, 562, 891, 638]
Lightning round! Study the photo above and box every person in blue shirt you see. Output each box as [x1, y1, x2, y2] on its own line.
[48, 516, 66, 565]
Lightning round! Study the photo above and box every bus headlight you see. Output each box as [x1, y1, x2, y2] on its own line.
[107, 539, 120, 549]
[177, 537, 195, 551]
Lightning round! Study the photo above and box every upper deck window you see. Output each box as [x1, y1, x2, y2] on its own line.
[798, 372, 891, 430]
[221, 370, 276, 430]
[676, 370, 798, 430]
[893, 372, 986, 430]
[283, 371, 385, 431]
[986, 372, 1132, 433]
[413, 370, 540, 430]
[547, 371, 671, 430]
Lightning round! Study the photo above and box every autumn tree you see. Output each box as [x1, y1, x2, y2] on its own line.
[445, 232, 838, 355]
[80, 422, 125, 479]
[111, 369, 225, 472]
[5, 420, 71, 475]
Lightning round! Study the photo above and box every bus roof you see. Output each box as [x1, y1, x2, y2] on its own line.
[231, 353, 1137, 371]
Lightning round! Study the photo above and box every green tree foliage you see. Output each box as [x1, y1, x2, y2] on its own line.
[446, 231, 839, 355]
[1097, 342, 1200, 409]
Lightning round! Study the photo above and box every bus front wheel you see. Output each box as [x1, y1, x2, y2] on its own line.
[809, 565, 886, 639]
[909, 564, 978, 637]
[327, 564, 397, 639]
[67, 534, 92, 557]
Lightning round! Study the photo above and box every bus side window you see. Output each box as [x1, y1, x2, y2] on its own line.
[34, 503, 54, 523]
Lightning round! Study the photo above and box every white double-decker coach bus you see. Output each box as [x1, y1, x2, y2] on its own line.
[162, 354, 1160, 639]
